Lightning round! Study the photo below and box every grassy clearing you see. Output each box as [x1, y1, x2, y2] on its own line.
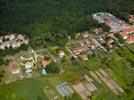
[0, 79, 48, 100]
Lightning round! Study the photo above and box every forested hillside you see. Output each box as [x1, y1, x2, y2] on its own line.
[0, 0, 134, 48]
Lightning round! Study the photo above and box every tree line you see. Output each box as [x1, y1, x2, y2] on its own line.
[0, 0, 133, 49]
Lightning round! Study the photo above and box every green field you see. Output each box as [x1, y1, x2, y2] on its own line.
[0, 79, 48, 100]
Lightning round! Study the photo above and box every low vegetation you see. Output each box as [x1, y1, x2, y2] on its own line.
[45, 62, 60, 74]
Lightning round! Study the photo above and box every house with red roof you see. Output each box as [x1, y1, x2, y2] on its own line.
[127, 36, 134, 44]
[71, 47, 83, 55]
[119, 28, 134, 40]
[10, 66, 20, 74]
[42, 58, 51, 68]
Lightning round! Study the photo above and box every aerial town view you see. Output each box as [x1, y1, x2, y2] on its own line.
[0, 0, 134, 100]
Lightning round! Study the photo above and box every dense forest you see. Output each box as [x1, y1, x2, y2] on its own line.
[0, 0, 134, 48]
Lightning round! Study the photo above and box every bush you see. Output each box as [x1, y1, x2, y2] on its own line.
[45, 62, 60, 74]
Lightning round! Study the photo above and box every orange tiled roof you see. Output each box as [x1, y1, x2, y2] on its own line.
[42, 60, 51, 67]
[72, 47, 83, 52]
[10, 66, 20, 74]
[120, 28, 134, 38]
[127, 36, 134, 43]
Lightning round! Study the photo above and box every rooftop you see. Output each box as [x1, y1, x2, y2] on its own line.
[10, 65, 20, 74]
[120, 28, 134, 39]
[127, 36, 134, 44]
[25, 61, 33, 68]
[42, 58, 51, 67]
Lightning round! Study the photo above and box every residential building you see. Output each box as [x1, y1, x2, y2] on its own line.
[129, 15, 134, 24]
[119, 28, 134, 39]
[42, 57, 51, 68]
[107, 38, 114, 48]
[84, 39, 91, 48]
[0, 37, 3, 43]
[79, 54, 88, 60]
[10, 66, 20, 74]
[0, 44, 5, 49]
[94, 28, 103, 34]
[18, 34, 25, 40]
[127, 36, 134, 44]
[25, 61, 33, 69]
[91, 38, 101, 47]
[9, 34, 15, 40]
[59, 50, 65, 58]
[71, 47, 83, 55]
[81, 31, 89, 38]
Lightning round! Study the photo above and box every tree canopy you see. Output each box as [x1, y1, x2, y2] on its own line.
[0, 0, 134, 48]
[45, 62, 60, 74]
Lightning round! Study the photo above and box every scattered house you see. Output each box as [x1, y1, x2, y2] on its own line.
[10, 65, 20, 74]
[108, 32, 115, 38]
[119, 28, 134, 39]
[3, 41, 10, 48]
[91, 45, 95, 49]
[82, 44, 89, 52]
[59, 50, 65, 58]
[11, 40, 21, 48]
[84, 39, 91, 48]
[81, 31, 89, 38]
[71, 47, 83, 55]
[12, 43, 19, 48]
[25, 68, 32, 73]
[75, 32, 81, 39]
[17, 34, 25, 40]
[99, 38, 106, 45]
[75, 32, 89, 39]
[23, 39, 29, 44]
[24, 61, 33, 73]
[106, 38, 114, 48]
[9, 34, 15, 40]
[42, 69, 47, 75]
[120, 31, 128, 39]
[56, 82, 74, 97]
[0, 43, 5, 49]
[5, 35, 10, 39]
[79, 54, 88, 60]
[42, 57, 51, 68]
[68, 38, 95, 59]
[94, 28, 103, 34]
[127, 36, 134, 44]
[129, 15, 134, 24]
[0, 37, 3, 43]
[91, 38, 101, 47]
[25, 61, 33, 69]
[98, 36, 106, 44]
